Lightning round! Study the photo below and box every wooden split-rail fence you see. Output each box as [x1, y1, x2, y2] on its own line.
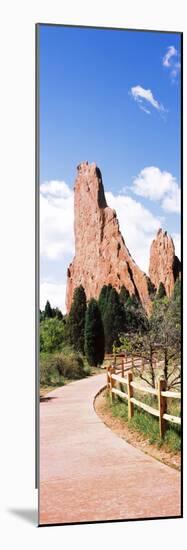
[106, 355, 181, 438]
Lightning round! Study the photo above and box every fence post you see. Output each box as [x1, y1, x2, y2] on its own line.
[127, 371, 134, 420]
[106, 365, 110, 389]
[110, 366, 115, 403]
[121, 358, 124, 377]
[158, 377, 167, 438]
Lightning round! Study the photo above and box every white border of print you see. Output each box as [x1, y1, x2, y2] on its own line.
[0, 1, 186, 549]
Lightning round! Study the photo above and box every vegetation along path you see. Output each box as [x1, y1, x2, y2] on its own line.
[40, 373, 181, 525]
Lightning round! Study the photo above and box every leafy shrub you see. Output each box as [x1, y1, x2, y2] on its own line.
[40, 349, 91, 387]
[40, 318, 65, 353]
[52, 352, 85, 379]
[40, 355, 65, 387]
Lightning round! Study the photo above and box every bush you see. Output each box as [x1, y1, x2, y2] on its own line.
[52, 352, 85, 379]
[40, 355, 65, 387]
[40, 349, 91, 387]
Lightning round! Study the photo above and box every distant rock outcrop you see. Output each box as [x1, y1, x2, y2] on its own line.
[149, 228, 181, 297]
[66, 161, 153, 314]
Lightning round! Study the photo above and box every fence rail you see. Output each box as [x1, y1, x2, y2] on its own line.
[106, 362, 181, 438]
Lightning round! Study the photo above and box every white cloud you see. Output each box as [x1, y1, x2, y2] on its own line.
[130, 85, 165, 114]
[163, 46, 177, 67]
[132, 167, 180, 213]
[40, 180, 72, 198]
[171, 233, 181, 260]
[40, 180, 74, 260]
[140, 105, 151, 115]
[40, 280, 67, 314]
[162, 46, 180, 82]
[162, 186, 181, 213]
[106, 191, 162, 273]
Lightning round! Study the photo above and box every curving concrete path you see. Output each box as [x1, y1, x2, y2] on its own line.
[39, 373, 181, 525]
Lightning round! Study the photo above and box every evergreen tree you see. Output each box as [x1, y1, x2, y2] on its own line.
[40, 309, 45, 322]
[119, 285, 130, 305]
[98, 284, 113, 317]
[103, 288, 125, 352]
[172, 278, 181, 302]
[126, 293, 140, 309]
[84, 299, 105, 366]
[44, 300, 54, 319]
[147, 279, 156, 298]
[68, 285, 87, 353]
[121, 292, 148, 334]
[98, 285, 108, 316]
[157, 282, 166, 299]
[53, 307, 63, 320]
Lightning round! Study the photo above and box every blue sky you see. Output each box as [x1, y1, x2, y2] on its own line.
[39, 25, 181, 312]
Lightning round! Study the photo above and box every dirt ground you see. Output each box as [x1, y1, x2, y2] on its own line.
[94, 389, 181, 471]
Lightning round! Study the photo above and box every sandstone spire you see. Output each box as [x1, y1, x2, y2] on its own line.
[66, 161, 152, 314]
[149, 228, 181, 297]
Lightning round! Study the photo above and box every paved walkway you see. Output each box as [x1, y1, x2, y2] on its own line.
[39, 374, 181, 525]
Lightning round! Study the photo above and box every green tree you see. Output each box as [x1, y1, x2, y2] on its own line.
[98, 284, 113, 317]
[150, 287, 181, 388]
[44, 300, 54, 319]
[53, 307, 63, 320]
[40, 304, 63, 321]
[157, 282, 166, 299]
[147, 278, 156, 299]
[119, 285, 130, 305]
[124, 293, 148, 334]
[40, 309, 45, 322]
[40, 317, 65, 353]
[115, 279, 181, 390]
[172, 278, 181, 301]
[84, 299, 105, 366]
[103, 288, 125, 353]
[116, 332, 157, 388]
[68, 285, 87, 353]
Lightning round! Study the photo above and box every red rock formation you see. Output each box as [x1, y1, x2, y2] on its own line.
[149, 228, 181, 297]
[66, 161, 152, 314]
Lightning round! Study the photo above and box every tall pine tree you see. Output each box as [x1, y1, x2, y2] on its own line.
[172, 278, 181, 302]
[119, 285, 130, 305]
[44, 300, 53, 319]
[124, 292, 148, 333]
[68, 285, 87, 353]
[98, 284, 113, 317]
[84, 299, 105, 366]
[103, 288, 125, 352]
[157, 282, 166, 299]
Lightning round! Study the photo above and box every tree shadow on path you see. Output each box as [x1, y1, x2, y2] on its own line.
[40, 396, 57, 403]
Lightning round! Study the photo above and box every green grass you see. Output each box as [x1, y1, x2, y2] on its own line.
[107, 390, 181, 453]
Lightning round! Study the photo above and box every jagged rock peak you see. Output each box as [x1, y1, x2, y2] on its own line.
[66, 162, 152, 314]
[75, 161, 107, 209]
[149, 228, 181, 297]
